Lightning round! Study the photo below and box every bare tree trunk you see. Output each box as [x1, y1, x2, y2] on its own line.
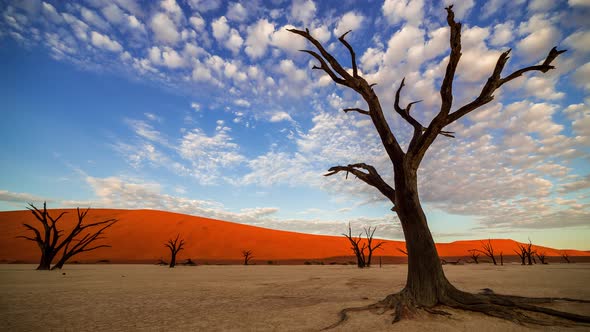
[395, 169, 451, 306]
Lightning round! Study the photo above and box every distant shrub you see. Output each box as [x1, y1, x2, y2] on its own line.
[304, 261, 312, 265]
[267, 260, 274, 265]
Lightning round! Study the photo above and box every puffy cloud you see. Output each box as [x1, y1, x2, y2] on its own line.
[211, 16, 230, 40]
[271, 24, 307, 54]
[442, 0, 474, 19]
[382, 0, 424, 26]
[189, 14, 205, 31]
[333, 11, 364, 37]
[101, 4, 125, 25]
[150, 12, 179, 44]
[90, 31, 123, 52]
[227, 2, 248, 22]
[80, 7, 110, 31]
[245, 19, 275, 59]
[573, 62, 590, 91]
[0, 190, 51, 204]
[186, 0, 222, 12]
[291, 0, 316, 25]
[211, 16, 243, 53]
[41, 2, 63, 24]
[490, 21, 514, 46]
[269, 111, 293, 122]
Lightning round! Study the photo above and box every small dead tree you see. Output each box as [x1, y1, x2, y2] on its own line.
[514, 244, 527, 265]
[468, 249, 480, 264]
[536, 251, 548, 265]
[561, 251, 571, 264]
[343, 223, 366, 268]
[242, 250, 253, 265]
[500, 252, 503, 266]
[364, 226, 385, 267]
[472, 239, 497, 265]
[18, 202, 117, 270]
[165, 234, 185, 268]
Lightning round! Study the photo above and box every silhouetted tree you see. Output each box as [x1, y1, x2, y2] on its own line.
[364, 226, 385, 267]
[472, 239, 497, 265]
[242, 250, 253, 265]
[165, 234, 185, 268]
[514, 244, 527, 265]
[524, 239, 536, 265]
[468, 250, 480, 264]
[343, 223, 366, 268]
[289, 5, 588, 327]
[561, 252, 571, 264]
[536, 251, 548, 264]
[18, 202, 117, 270]
[500, 252, 503, 266]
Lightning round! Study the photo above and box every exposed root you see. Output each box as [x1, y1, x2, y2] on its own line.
[321, 287, 590, 330]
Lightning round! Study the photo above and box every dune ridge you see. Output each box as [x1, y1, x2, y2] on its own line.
[1, 209, 588, 264]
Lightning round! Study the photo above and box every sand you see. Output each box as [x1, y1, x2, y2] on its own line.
[1, 263, 589, 331]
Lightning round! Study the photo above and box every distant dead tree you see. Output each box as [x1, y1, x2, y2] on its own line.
[536, 251, 548, 264]
[524, 239, 536, 265]
[499, 252, 503, 266]
[397, 247, 408, 256]
[514, 244, 527, 265]
[242, 250, 253, 265]
[561, 251, 571, 263]
[472, 239, 497, 265]
[164, 234, 185, 268]
[364, 226, 385, 267]
[468, 249, 480, 264]
[18, 202, 117, 270]
[343, 223, 366, 268]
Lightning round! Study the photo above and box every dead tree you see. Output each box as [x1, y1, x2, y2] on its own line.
[18, 202, 117, 270]
[524, 239, 536, 265]
[468, 249, 480, 264]
[242, 250, 253, 265]
[514, 245, 527, 265]
[364, 226, 385, 267]
[561, 252, 571, 263]
[165, 234, 185, 268]
[500, 252, 503, 266]
[397, 247, 408, 256]
[472, 239, 497, 265]
[536, 251, 548, 265]
[343, 223, 366, 268]
[289, 6, 588, 327]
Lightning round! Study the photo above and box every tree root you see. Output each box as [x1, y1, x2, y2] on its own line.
[322, 287, 590, 330]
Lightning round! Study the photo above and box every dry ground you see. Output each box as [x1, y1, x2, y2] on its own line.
[1, 263, 589, 331]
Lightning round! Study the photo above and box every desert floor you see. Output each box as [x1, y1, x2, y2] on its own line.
[1, 263, 589, 331]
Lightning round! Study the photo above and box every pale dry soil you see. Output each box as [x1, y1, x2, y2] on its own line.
[1, 263, 589, 331]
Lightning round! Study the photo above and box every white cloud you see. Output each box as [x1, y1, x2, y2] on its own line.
[41, 2, 63, 24]
[186, 0, 222, 12]
[227, 2, 248, 22]
[211, 16, 230, 40]
[528, 0, 557, 12]
[568, 0, 590, 6]
[333, 11, 364, 37]
[245, 19, 275, 59]
[382, 0, 424, 26]
[150, 12, 179, 45]
[90, 31, 123, 52]
[442, 0, 474, 19]
[291, 0, 316, 25]
[490, 21, 514, 46]
[101, 4, 125, 25]
[0, 190, 50, 204]
[189, 14, 205, 31]
[80, 7, 110, 31]
[271, 24, 307, 54]
[269, 111, 293, 122]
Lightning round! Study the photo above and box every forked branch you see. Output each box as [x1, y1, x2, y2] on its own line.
[325, 163, 395, 199]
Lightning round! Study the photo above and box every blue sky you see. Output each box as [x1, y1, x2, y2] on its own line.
[1, 0, 589, 249]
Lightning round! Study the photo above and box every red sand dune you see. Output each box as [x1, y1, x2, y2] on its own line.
[1, 209, 588, 264]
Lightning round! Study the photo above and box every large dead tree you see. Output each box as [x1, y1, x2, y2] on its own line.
[514, 245, 527, 265]
[343, 223, 367, 268]
[165, 234, 185, 268]
[18, 202, 117, 270]
[289, 5, 589, 327]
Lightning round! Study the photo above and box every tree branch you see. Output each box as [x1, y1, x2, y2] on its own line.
[394, 78, 425, 150]
[338, 30, 358, 78]
[343, 108, 370, 115]
[325, 163, 396, 199]
[445, 47, 566, 125]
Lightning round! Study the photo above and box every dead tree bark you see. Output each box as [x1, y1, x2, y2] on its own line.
[18, 202, 117, 270]
[473, 239, 497, 265]
[364, 226, 385, 267]
[561, 252, 571, 263]
[165, 234, 185, 268]
[289, 5, 588, 328]
[468, 250, 480, 264]
[343, 223, 366, 268]
[242, 250, 253, 265]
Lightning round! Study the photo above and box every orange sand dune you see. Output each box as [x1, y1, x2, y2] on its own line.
[0, 209, 588, 264]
